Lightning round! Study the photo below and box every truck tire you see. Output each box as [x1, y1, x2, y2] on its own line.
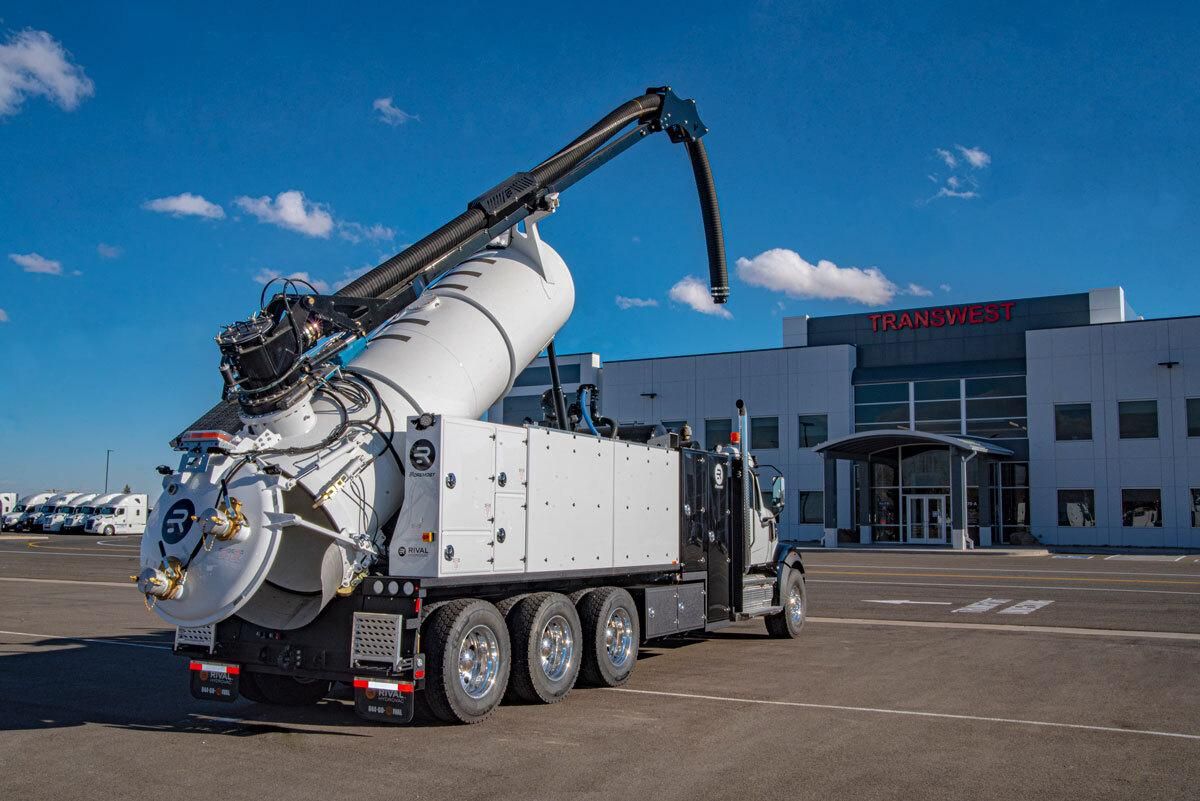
[423, 598, 510, 724]
[102, 525, 115, 536]
[577, 587, 639, 687]
[765, 569, 807, 639]
[506, 592, 582, 704]
[246, 673, 331, 705]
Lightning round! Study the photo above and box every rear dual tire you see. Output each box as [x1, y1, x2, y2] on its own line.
[506, 593, 582, 704]
[422, 599, 511, 724]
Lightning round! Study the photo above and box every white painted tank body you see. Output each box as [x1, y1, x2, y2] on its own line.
[140, 225, 575, 630]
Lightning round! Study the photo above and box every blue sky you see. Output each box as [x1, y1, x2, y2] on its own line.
[1, 1, 1198, 495]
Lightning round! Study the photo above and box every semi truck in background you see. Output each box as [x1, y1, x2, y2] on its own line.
[65, 492, 121, 532]
[28, 492, 83, 532]
[85, 493, 148, 536]
[0, 493, 15, 516]
[42, 492, 100, 533]
[2, 492, 54, 531]
[139, 89, 808, 725]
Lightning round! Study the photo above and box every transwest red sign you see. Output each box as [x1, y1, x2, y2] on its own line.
[868, 302, 1015, 332]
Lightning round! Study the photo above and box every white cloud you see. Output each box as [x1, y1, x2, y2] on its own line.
[0, 29, 94, 117]
[903, 283, 933, 297]
[9, 252, 63, 275]
[96, 243, 121, 259]
[736, 248, 898, 306]
[934, 186, 979, 200]
[235, 190, 334, 237]
[253, 268, 330, 293]
[338, 221, 395, 244]
[615, 295, 659, 310]
[934, 148, 957, 168]
[939, 283, 952, 292]
[668, 276, 732, 319]
[143, 192, 225, 219]
[373, 97, 419, 126]
[955, 144, 991, 169]
[0, 308, 8, 322]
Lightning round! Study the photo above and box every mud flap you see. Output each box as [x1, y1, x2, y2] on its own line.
[354, 678, 415, 723]
[188, 661, 240, 702]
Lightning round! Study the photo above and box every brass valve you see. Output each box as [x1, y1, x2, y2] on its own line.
[135, 556, 186, 601]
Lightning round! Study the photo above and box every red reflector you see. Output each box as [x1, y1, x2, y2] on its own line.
[730, 431, 740, 444]
[414, 669, 425, 679]
[189, 661, 239, 675]
[183, 430, 232, 441]
[414, 598, 421, 613]
[354, 678, 414, 692]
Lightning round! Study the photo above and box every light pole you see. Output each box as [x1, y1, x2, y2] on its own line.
[104, 449, 114, 493]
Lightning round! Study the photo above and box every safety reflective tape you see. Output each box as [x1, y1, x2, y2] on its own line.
[189, 661, 240, 674]
[353, 678, 414, 692]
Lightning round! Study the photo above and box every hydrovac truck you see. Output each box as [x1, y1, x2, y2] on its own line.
[141, 88, 807, 724]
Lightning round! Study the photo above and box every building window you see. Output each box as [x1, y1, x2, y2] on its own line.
[1118, 400, 1158, 439]
[797, 491, 823, 524]
[512, 363, 581, 387]
[502, 394, 545, 426]
[1121, 489, 1162, 527]
[1192, 489, 1200, 527]
[705, 418, 732, 448]
[1187, 399, 1200, 437]
[797, 414, 828, 447]
[750, 416, 779, 449]
[1054, 403, 1092, 441]
[1057, 490, 1096, 526]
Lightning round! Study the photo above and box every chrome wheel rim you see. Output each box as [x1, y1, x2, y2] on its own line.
[604, 607, 634, 668]
[786, 587, 804, 626]
[539, 614, 574, 681]
[458, 624, 501, 699]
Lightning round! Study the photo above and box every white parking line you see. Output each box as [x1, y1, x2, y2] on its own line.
[0, 629, 171, 650]
[0, 549, 135, 559]
[998, 600, 1054, 615]
[807, 562, 1200, 579]
[952, 597, 1011, 614]
[809, 578, 1200, 597]
[606, 687, 1200, 741]
[809, 616, 1200, 641]
[0, 576, 133, 588]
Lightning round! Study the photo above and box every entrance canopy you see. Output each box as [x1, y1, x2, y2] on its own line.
[814, 429, 1013, 460]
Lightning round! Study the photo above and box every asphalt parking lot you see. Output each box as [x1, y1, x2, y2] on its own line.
[2, 536, 1198, 801]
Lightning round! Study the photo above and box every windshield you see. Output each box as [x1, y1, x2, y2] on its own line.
[56, 506, 72, 514]
[15, 504, 25, 512]
[80, 506, 94, 514]
[38, 504, 54, 513]
[99, 506, 116, 515]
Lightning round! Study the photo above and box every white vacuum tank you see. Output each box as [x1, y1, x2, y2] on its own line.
[140, 223, 574, 630]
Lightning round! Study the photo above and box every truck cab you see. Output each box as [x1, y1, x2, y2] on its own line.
[86, 493, 148, 535]
[28, 492, 78, 532]
[2, 492, 53, 531]
[43, 493, 99, 533]
[0, 493, 15, 516]
[67, 492, 120, 532]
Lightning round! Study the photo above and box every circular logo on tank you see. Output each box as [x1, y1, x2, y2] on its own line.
[713, 463, 725, 487]
[409, 439, 436, 471]
[162, 498, 195, 544]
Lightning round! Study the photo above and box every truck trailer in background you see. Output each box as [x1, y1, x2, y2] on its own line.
[65, 492, 121, 532]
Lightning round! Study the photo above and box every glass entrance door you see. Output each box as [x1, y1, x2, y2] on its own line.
[906, 495, 948, 544]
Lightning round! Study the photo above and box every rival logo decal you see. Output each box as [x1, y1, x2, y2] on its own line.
[162, 498, 196, 544]
[409, 439, 436, 471]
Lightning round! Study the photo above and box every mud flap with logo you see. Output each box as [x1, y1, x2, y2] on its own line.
[188, 661, 239, 702]
[354, 678, 415, 723]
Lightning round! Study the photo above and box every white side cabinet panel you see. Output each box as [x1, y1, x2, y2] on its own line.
[493, 426, 529, 573]
[613, 441, 679, 567]
[526, 428, 615, 572]
[438, 418, 497, 576]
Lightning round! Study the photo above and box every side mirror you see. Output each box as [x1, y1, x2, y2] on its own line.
[769, 476, 786, 512]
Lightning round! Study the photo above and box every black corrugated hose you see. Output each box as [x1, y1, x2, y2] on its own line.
[338, 94, 663, 300]
[685, 137, 729, 303]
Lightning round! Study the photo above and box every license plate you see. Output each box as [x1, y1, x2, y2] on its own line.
[354, 678, 415, 723]
[189, 661, 240, 702]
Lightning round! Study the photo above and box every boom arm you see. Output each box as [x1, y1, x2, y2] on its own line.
[178, 86, 727, 437]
